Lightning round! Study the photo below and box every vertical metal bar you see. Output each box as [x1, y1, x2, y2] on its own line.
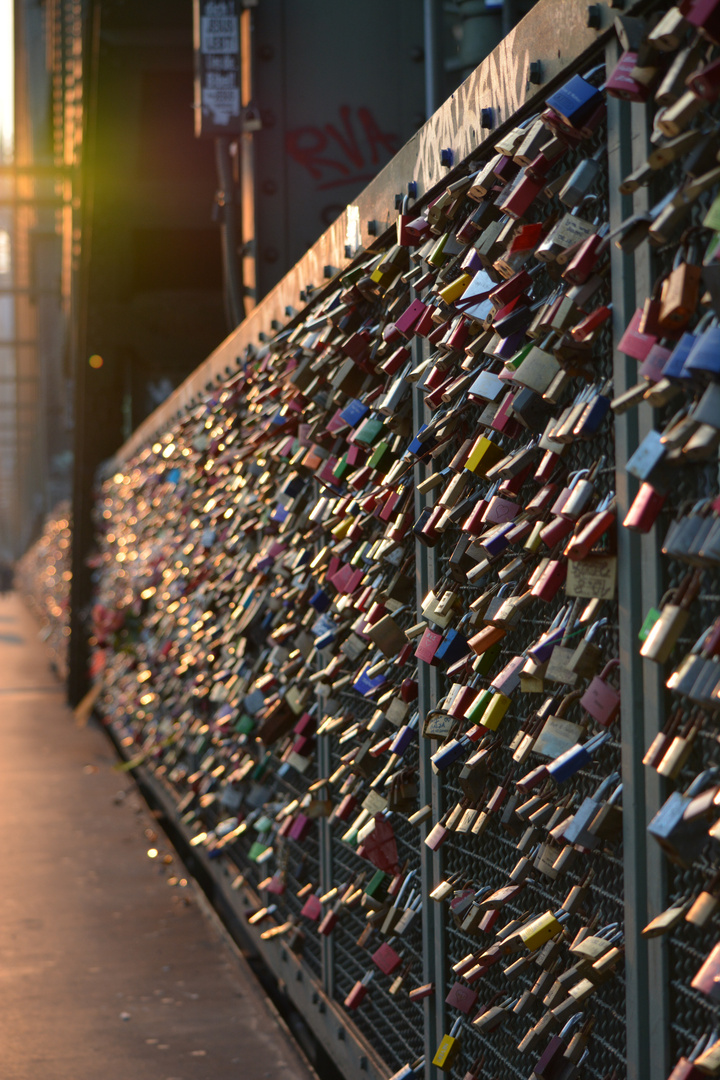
[606, 37, 669, 1080]
[412, 329, 445, 1080]
[629, 79, 672, 1080]
[215, 135, 245, 329]
[317, 715, 335, 998]
[423, 0, 444, 120]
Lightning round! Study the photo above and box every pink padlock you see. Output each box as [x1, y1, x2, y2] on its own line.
[580, 659, 621, 726]
[482, 494, 520, 525]
[415, 627, 444, 664]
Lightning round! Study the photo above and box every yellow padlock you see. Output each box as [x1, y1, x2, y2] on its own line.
[432, 1019, 463, 1072]
[438, 273, 472, 305]
[464, 436, 505, 476]
[520, 910, 565, 951]
[481, 691, 511, 731]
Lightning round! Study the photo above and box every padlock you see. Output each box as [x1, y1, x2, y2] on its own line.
[566, 618, 607, 678]
[520, 909, 568, 951]
[547, 731, 610, 784]
[640, 570, 702, 663]
[648, 769, 720, 866]
[580, 659, 620, 726]
[344, 971, 374, 1009]
[432, 1018, 464, 1072]
[533, 690, 585, 758]
[686, 872, 720, 928]
[623, 481, 667, 533]
[692, 943, 720, 1003]
[562, 774, 622, 848]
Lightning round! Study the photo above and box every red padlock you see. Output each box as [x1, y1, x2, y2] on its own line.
[415, 627, 444, 664]
[685, 0, 720, 46]
[445, 982, 479, 1014]
[687, 56, 720, 100]
[530, 558, 567, 601]
[539, 515, 575, 547]
[300, 891, 323, 920]
[498, 173, 544, 218]
[580, 659, 621, 726]
[344, 972, 374, 1009]
[605, 50, 653, 102]
[318, 907, 339, 935]
[563, 230, 608, 285]
[372, 942, 403, 975]
[623, 482, 667, 532]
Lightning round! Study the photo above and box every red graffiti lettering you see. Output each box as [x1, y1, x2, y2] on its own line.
[285, 106, 399, 190]
[284, 126, 351, 181]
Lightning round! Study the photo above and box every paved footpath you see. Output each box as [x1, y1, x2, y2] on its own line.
[0, 594, 314, 1080]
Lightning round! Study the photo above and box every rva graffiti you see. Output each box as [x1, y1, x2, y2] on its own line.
[285, 105, 400, 192]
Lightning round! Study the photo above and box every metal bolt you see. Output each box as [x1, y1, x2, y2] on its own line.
[587, 4, 602, 28]
[481, 108, 494, 129]
[271, 319, 281, 330]
[299, 290, 306, 302]
[295, 970, 303, 982]
[359, 1058, 368, 1072]
[529, 61, 543, 85]
[323, 265, 336, 279]
[344, 244, 352, 258]
[367, 220, 378, 236]
[394, 193, 404, 210]
[312, 992, 319, 1005]
[407, 180, 417, 199]
[284, 305, 296, 317]
[280, 948, 287, 962]
[440, 147, 453, 167]
[337, 1026, 345, 1041]
[258, 332, 267, 343]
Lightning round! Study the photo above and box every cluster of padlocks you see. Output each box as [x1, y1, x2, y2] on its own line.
[16, 501, 71, 679]
[18, 3, 720, 1078]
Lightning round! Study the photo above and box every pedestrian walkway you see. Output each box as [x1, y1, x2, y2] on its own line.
[0, 594, 315, 1080]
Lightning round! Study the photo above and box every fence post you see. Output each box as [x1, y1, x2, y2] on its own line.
[606, 36, 670, 1080]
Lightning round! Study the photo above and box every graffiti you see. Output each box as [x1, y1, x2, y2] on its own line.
[285, 105, 400, 192]
[414, 38, 531, 192]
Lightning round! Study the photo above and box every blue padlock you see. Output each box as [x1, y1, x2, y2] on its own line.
[662, 332, 699, 380]
[683, 323, 720, 380]
[546, 74, 603, 128]
[340, 398, 369, 426]
[434, 628, 471, 667]
[547, 731, 610, 783]
[390, 717, 418, 757]
[431, 735, 472, 773]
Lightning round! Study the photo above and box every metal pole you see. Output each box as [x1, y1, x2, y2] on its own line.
[423, 0, 445, 120]
[606, 37, 668, 1080]
[215, 135, 245, 329]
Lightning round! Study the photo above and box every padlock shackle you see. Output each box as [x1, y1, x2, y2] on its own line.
[685, 767, 720, 799]
[556, 688, 584, 717]
[599, 658, 621, 679]
[559, 1012, 585, 1039]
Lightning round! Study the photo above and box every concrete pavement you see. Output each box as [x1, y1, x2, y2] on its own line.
[0, 593, 315, 1080]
